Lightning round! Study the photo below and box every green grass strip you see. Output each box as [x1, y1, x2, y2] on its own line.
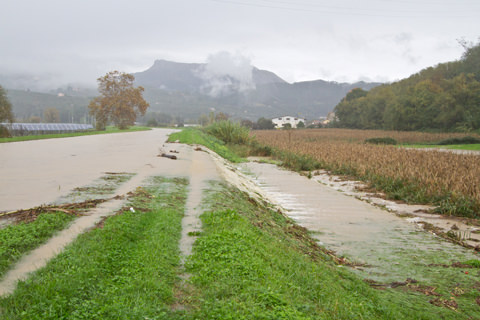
[0, 177, 188, 319]
[0, 126, 151, 143]
[182, 183, 459, 319]
[168, 127, 245, 163]
[0, 213, 75, 278]
[401, 144, 480, 151]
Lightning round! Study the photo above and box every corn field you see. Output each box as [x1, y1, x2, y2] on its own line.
[254, 129, 480, 217]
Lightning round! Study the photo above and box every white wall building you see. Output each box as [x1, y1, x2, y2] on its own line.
[272, 116, 306, 129]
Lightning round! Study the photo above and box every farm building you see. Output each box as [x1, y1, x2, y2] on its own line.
[0, 123, 94, 136]
[272, 116, 306, 129]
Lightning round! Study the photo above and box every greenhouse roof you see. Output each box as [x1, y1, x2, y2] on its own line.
[1, 123, 93, 131]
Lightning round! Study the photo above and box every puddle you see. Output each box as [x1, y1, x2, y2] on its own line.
[241, 162, 479, 283]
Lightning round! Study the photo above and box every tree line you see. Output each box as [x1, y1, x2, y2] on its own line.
[334, 41, 480, 132]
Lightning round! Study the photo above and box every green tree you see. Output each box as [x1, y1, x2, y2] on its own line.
[88, 71, 149, 130]
[255, 117, 275, 130]
[215, 112, 229, 122]
[240, 119, 254, 129]
[198, 114, 210, 126]
[0, 85, 14, 123]
[0, 85, 14, 137]
[43, 107, 60, 123]
[296, 121, 305, 128]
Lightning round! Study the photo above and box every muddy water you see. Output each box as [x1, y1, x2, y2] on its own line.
[0, 130, 222, 295]
[242, 162, 478, 283]
[0, 129, 183, 212]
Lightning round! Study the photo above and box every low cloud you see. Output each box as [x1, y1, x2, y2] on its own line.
[197, 51, 255, 97]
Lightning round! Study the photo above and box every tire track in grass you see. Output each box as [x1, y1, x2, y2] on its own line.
[0, 167, 158, 296]
[0, 177, 189, 319]
[173, 147, 221, 312]
[179, 148, 221, 267]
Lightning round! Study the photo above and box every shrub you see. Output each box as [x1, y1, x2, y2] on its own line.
[437, 136, 480, 145]
[204, 120, 251, 144]
[364, 137, 398, 145]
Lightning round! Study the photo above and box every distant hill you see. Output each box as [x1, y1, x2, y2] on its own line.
[3, 59, 381, 123]
[334, 42, 480, 131]
[133, 60, 380, 121]
[6, 89, 91, 123]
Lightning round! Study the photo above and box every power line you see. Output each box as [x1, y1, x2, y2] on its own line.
[208, 0, 480, 18]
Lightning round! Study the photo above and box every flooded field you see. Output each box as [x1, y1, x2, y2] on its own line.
[241, 161, 479, 284]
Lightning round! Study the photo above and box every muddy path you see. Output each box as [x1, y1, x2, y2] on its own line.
[0, 129, 186, 212]
[241, 161, 479, 284]
[0, 130, 222, 296]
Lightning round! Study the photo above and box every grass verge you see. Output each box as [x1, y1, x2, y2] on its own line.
[0, 177, 188, 319]
[0, 126, 151, 143]
[168, 127, 245, 163]
[405, 144, 480, 151]
[182, 182, 463, 319]
[0, 213, 75, 278]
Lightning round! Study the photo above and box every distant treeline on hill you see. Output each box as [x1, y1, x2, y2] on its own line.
[334, 41, 480, 132]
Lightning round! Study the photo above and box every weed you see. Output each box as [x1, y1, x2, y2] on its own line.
[204, 120, 252, 145]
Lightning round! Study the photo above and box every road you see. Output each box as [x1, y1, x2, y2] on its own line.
[0, 129, 190, 212]
[0, 128, 222, 295]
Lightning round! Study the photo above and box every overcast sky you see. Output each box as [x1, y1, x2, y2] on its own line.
[1, 0, 479, 87]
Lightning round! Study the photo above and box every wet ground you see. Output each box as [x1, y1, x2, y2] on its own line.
[0, 129, 221, 295]
[0, 129, 188, 212]
[2, 132, 480, 306]
[241, 161, 479, 283]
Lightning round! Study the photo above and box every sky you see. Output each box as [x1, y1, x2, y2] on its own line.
[1, 0, 479, 88]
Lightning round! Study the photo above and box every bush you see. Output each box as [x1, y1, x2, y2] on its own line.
[364, 137, 398, 145]
[437, 136, 480, 145]
[0, 125, 11, 138]
[204, 120, 252, 144]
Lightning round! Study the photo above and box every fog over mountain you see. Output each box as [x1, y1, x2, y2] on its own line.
[132, 57, 380, 120]
[4, 54, 380, 122]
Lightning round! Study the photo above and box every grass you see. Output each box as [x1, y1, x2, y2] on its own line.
[0, 212, 75, 278]
[0, 126, 151, 143]
[168, 127, 246, 163]
[1, 174, 477, 318]
[0, 177, 188, 319]
[182, 182, 464, 319]
[405, 144, 480, 151]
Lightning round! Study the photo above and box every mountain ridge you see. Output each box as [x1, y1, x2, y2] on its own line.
[3, 59, 381, 122]
[132, 59, 381, 120]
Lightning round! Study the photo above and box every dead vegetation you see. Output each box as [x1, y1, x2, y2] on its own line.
[255, 129, 480, 218]
[0, 199, 107, 224]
